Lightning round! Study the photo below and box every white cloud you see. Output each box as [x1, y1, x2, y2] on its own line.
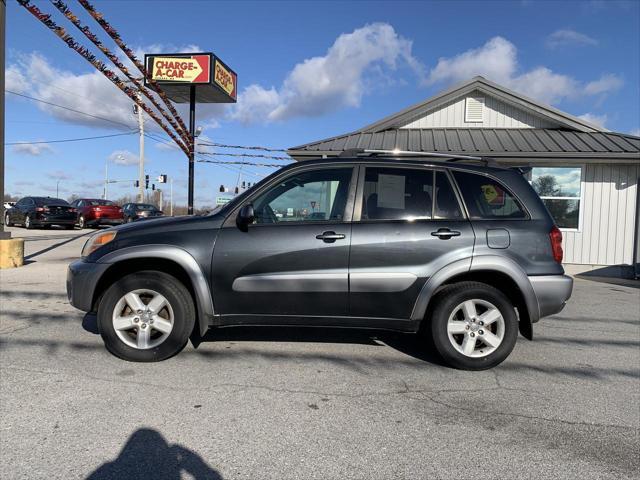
[424, 36, 623, 105]
[11, 142, 54, 156]
[583, 74, 624, 95]
[109, 150, 141, 166]
[578, 113, 608, 128]
[231, 23, 425, 124]
[630, 128, 640, 137]
[48, 170, 73, 180]
[546, 29, 598, 49]
[6, 44, 216, 135]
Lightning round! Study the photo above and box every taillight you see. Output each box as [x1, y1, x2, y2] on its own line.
[95, 207, 102, 212]
[70, 208, 77, 213]
[35, 207, 45, 212]
[549, 226, 563, 263]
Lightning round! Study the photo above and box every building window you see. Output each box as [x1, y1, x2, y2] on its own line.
[530, 167, 582, 230]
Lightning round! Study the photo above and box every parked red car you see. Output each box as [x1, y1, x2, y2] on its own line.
[70, 199, 124, 229]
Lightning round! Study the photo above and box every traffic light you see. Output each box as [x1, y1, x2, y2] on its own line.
[134, 180, 139, 188]
[152, 184, 156, 191]
[145, 175, 149, 190]
[157, 174, 167, 184]
[234, 186, 239, 194]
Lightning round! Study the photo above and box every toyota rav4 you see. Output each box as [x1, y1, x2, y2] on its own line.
[67, 155, 573, 369]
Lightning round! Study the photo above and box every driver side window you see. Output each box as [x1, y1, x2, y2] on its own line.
[252, 168, 353, 224]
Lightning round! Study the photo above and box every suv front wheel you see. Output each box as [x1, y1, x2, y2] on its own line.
[97, 271, 196, 362]
[429, 281, 518, 370]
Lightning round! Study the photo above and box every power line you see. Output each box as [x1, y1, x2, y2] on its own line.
[197, 141, 288, 153]
[6, 90, 134, 129]
[6, 131, 137, 145]
[196, 151, 292, 161]
[196, 158, 285, 168]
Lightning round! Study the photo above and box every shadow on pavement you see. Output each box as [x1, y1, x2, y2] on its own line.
[86, 428, 222, 480]
[24, 230, 93, 261]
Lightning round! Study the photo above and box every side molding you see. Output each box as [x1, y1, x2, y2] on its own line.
[410, 258, 472, 321]
[410, 255, 540, 327]
[98, 245, 214, 336]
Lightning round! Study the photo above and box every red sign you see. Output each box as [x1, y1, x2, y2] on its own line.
[151, 55, 210, 83]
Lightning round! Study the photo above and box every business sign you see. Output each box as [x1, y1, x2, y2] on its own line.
[214, 60, 237, 100]
[150, 55, 211, 83]
[216, 197, 231, 205]
[144, 52, 237, 104]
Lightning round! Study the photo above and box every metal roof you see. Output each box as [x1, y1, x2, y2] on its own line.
[288, 128, 640, 161]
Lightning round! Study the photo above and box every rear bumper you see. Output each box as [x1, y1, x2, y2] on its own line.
[35, 215, 76, 225]
[87, 217, 123, 226]
[529, 274, 573, 319]
[67, 259, 110, 312]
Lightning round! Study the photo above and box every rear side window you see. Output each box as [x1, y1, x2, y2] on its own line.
[361, 167, 463, 221]
[453, 171, 527, 219]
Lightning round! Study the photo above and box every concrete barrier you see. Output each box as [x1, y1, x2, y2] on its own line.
[0, 238, 25, 269]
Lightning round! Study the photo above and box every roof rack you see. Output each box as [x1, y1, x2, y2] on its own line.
[338, 148, 497, 166]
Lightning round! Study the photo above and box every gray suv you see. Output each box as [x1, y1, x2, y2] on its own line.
[67, 156, 573, 369]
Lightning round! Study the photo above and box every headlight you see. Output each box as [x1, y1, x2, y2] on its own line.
[81, 231, 117, 258]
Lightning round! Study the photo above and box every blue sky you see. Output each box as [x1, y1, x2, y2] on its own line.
[5, 0, 640, 207]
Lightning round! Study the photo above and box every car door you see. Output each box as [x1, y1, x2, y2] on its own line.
[348, 165, 476, 321]
[8, 198, 24, 223]
[15, 198, 32, 223]
[212, 165, 357, 320]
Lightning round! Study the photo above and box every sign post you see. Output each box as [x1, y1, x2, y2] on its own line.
[144, 53, 237, 214]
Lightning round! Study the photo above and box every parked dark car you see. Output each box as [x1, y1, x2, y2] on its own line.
[70, 199, 123, 229]
[122, 203, 164, 222]
[5, 196, 76, 229]
[67, 154, 573, 369]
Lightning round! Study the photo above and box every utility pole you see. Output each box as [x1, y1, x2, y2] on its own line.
[0, 0, 8, 239]
[158, 189, 163, 211]
[56, 180, 61, 199]
[103, 157, 108, 200]
[170, 178, 173, 216]
[187, 85, 196, 215]
[136, 97, 145, 203]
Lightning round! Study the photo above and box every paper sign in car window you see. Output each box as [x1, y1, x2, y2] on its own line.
[377, 174, 405, 209]
[481, 184, 506, 207]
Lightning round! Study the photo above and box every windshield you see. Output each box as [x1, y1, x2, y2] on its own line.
[136, 204, 157, 211]
[34, 197, 69, 206]
[88, 200, 115, 206]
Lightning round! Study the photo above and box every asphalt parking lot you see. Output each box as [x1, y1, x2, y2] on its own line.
[1, 226, 639, 480]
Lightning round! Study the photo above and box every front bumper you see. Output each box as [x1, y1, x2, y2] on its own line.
[67, 259, 110, 312]
[529, 274, 574, 319]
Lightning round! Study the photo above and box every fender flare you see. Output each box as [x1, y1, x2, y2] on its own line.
[98, 245, 214, 336]
[410, 255, 539, 334]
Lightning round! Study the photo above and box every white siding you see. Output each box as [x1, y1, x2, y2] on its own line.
[401, 93, 558, 129]
[563, 163, 639, 266]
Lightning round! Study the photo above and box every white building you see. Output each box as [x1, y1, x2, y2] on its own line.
[288, 77, 640, 278]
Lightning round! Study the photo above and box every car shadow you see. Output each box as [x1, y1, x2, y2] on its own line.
[198, 325, 447, 367]
[85, 428, 222, 480]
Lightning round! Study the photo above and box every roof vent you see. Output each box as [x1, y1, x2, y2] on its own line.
[465, 96, 484, 123]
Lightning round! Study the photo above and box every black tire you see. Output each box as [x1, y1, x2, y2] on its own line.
[428, 281, 518, 370]
[4, 213, 12, 227]
[24, 215, 34, 229]
[78, 216, 86, 229]
[97, 271, 196, 362]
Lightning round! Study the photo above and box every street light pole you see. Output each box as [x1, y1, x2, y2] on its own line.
[187, 85, 196, 215]
[103, 157, 109, 200]
[0, 0, 8, 239]
[56, 180, 61, 199]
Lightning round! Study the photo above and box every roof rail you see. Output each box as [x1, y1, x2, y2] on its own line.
[338, 148, 497, 166]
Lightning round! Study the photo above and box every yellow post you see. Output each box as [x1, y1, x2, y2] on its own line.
[0, 238, 25, 269]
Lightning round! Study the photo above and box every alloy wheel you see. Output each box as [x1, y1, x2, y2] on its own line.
[446, 299, 505, 358]
[112, 289, 174, 350]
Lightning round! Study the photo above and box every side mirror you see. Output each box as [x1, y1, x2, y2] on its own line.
[236, 204, 255, 231]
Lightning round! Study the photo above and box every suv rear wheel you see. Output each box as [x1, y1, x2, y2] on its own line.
[428, 281, 518, 370]
[97, 271, 196, 362]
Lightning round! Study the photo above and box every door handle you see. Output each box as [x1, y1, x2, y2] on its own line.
[431, 228, 461, 239]
[316, 231, 346, 243]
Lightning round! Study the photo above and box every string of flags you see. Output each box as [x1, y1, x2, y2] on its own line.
[77, 0, 191, 148]
[50, 0, 191, 148]
[16, 0, 190, 156]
